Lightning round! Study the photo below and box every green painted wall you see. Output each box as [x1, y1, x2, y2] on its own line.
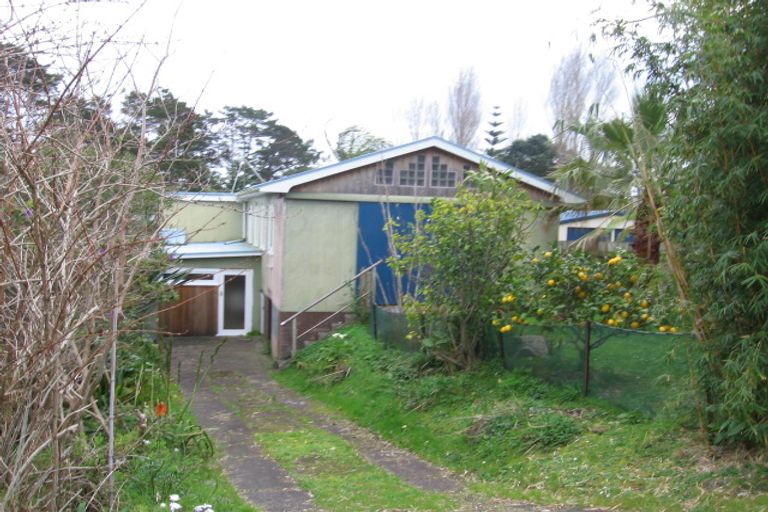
[280, 199, 358, 312]
[166, 201, 243, 243]
[524, 208, 559, 250]
[173, 256, 261, 332]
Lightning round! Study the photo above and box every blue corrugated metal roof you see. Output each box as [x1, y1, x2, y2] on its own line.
[164, 240, 262, 259]
[560, 210, 628, 224]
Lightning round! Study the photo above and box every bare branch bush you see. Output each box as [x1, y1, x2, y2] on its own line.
[0, 10, 176, 509]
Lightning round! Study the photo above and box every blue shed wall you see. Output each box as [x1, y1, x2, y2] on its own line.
[357, 202, 430, 305]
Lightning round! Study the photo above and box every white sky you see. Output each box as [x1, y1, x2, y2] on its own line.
[11, 0, 651, 158]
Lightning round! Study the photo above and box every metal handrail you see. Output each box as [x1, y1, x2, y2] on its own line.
[279, 260, 382, 327]
[296, 291, 370, 341]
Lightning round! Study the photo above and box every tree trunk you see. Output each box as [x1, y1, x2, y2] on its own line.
[631, 194, 661, 263]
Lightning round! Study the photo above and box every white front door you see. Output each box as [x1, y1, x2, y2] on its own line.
[217, 269, 254, 336]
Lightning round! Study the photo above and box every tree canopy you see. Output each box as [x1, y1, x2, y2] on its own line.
[332, 125, 390, 161]
[121, 92, 319, 191]
[121, 88, 218, 190]
[498, 134, 557, 178]
[213, 106, 319, 191]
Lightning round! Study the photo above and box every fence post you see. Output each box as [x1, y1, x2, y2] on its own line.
[291, 318, 297, 357]
[371, 302, 378, 340]
[496, 329, 505, 366]
[583, 321, 592, 396]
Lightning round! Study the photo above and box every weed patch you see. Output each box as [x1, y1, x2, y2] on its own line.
[115, 339, 256, 511]
[276, 325, 768, 511]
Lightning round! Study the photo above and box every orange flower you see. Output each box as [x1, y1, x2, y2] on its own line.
[155, 402, 168, 417]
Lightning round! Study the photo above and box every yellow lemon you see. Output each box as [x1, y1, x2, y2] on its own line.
[601, 304, 611, 313]
[607, 319, 616, 326]
[640, 313, 649, 320]
[593, 272, 603, 280]
[531, 257, 540, 264]
[670, 327, 679, 334]
[544, 251, 553, 258]
[536, 308, 545, 316]
[659, 325, 669, 333]
[578, 271, 589, 281]
[621, 310, 630, 318]
[500, 324, 512, 333]
[492, 319, 501, 326]
[630, 321, 640, 329]
[547, 279, 556, 286]
[578, 291, 587, 299]
[640, 299, 650, 308]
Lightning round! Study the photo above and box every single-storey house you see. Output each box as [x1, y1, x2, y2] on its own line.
[160, 136, 584, 359]
[558, 210, 634, 251]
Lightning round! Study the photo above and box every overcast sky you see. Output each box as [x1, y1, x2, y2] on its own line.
[13, 0, 652, 157]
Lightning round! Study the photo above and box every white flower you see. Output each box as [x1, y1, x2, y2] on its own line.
[169, 495, 180, 502]
[160, 504, 166, 509]
[143, 439, 151, 445]
[169, 503, 182, 512]
[194, 505, 214, 512]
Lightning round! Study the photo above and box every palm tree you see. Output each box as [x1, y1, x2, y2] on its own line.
[550, 93, 668, 263]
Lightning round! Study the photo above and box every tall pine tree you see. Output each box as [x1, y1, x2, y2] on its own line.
[484, 106, 506, 157]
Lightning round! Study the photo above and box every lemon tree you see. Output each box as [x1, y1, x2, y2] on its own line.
[494, 249, 679, 333]
[390, 170, 534, 368]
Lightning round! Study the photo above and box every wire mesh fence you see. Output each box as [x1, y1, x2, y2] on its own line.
[369, 304, 420, 352]
[500, 323, 696, 415]
[370, 306, 697, 416]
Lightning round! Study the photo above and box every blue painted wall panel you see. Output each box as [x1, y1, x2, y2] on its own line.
[566, 227, 594, 241]
[357, 202, 429, 305]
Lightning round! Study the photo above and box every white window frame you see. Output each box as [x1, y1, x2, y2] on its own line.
[217, 269, 254, 336]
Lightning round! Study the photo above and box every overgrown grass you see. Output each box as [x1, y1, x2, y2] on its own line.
[114, 337, 258, 511]
[275, 325, 768, 511]
[255, 428, 455, 511]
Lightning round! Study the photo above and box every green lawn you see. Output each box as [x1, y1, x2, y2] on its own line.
[275, 325, 768, 512]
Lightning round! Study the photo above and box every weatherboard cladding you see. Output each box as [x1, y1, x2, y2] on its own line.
[293, 148, 467, 197]
[238, 136, 584, 204]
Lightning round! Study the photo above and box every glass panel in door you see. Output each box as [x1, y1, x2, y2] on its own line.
[223, 275, 246, 330]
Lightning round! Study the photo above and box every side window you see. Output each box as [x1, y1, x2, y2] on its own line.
[430, 155, 457, 187]
[399, 154, 426, 186]
[375, 160, 394, 185]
